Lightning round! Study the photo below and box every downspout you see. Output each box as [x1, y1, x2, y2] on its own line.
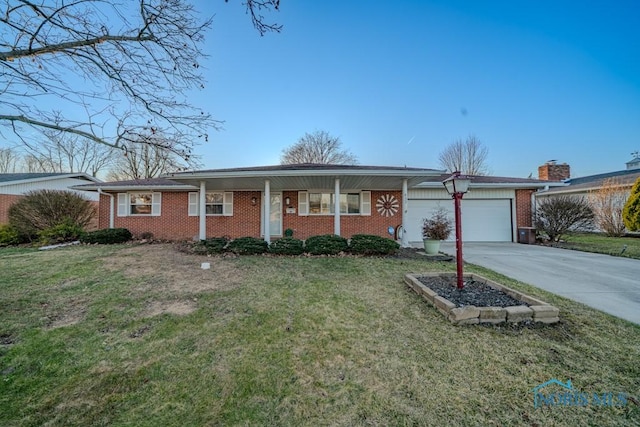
[401, 179, 409, 248]
[97, 188, 114, 229]
[334, 178, 341, 236]
[264, 180, 271, 244]
[199, 181, 206, 240]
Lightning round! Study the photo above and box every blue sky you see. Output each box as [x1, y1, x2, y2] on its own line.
[192, 0, 639, 178]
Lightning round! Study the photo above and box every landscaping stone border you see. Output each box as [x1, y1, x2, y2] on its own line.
[404, 272, 559, 325]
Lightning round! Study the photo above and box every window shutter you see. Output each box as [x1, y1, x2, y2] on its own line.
[223, 192, 233, 216]
[361, 191, 371, 216]
[117, 193, 128, 217]
[298, 191, 309, 216]
[188, 192, 198, 216]
[151, 192, 162, 216]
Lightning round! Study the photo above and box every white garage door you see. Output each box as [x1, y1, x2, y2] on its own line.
[406, 199, 513, 242]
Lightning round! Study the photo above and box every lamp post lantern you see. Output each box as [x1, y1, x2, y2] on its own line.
[442, 171, 471, 289]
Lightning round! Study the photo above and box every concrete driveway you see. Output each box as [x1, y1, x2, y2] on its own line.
[439, 242, 640, 325]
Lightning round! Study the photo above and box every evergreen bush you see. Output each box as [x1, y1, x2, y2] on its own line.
[80, 228, 132, 244]
[227, 237, 268, 255]
[202, 237, 229, 254]
[0, 224, 23, 246]
[269, 237, 304, 255]
[623, 177, 640, 231]
[304, 234, 348, 255]
[349, 234, 399, 255]
[39, 218, 85, 244]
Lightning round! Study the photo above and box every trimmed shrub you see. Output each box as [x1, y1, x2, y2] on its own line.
[349, 234, 399, 255]
[227, 237, 268, 255]
[39, 218, 85, 245]
[8, 189, 95, 240]
[534, 195, 594, 242]
[0, 224, 23, 246]
[269, 237, 304, 255]
[202, 237, 229, 254]
[305, 234, 348, 255]
[80, 228, 132, 244]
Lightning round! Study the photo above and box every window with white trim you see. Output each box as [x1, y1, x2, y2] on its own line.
[117, 192, 161, 216]
[299, 191, 371, 216]
[188, 192, 233, 216]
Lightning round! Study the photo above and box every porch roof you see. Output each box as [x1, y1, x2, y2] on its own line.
[163, 164, 444, 191]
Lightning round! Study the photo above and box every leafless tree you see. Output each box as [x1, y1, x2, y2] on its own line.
[534, 195, 594, 242]
[229, 0, 282, 35]
[20, 132, 114, 176]
[439, 135, 490, 175]
[0, 147, 21, 173]
[0, 1, 281, 161]
[281, 131, 358, 165]
[106, 135, 195, 181]
[589, 178, 628, 236]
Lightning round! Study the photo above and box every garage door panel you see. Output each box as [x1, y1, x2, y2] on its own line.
[406, 199, 512, 242]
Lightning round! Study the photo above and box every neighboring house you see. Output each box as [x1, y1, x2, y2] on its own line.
[535, 157, 640, 199]
[75, 164, 561, 245]
[0, 172, 101, 224]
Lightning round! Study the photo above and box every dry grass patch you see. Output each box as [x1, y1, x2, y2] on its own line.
[0, 244, 638, 426]
[102, 243, 246, 295]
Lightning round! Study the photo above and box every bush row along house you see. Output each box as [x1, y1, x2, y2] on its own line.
[73, 164, 562, 246]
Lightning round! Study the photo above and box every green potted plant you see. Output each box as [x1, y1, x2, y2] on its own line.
[422, 207, 452, 255]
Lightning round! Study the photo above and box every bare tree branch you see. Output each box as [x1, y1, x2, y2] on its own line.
[280, 131, 358, 165]
[1, 0, 220, 159]
[107, 133, 200, 180]
[438, 135, 490, 175]
[0, 147, 22, 173]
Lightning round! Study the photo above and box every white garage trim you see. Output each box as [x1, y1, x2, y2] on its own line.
[406, 188, 516, 243]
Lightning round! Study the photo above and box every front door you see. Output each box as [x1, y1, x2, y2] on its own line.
[263, 192, 282, 237]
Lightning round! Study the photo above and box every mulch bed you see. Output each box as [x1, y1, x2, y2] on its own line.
[416, 275, 528, 308]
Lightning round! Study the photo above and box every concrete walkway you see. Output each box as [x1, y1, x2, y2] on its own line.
[438, 242, 640, 325]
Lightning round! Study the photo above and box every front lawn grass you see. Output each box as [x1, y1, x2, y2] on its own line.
[1, 244, 638, 426]
[557, 232, 640, 259]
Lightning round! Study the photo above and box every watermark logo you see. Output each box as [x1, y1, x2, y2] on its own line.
[532, 378, 629, 408]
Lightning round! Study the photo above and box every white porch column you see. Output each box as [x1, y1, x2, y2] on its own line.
[199, 180, 206, 240]
[401, 179, 409, 248]
[334, 178, 341, 236]
[264, 179, 271, 244]
[109, 195, 115, 229]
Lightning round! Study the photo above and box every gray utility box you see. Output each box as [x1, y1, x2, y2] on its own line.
[518, 227, 536, 244]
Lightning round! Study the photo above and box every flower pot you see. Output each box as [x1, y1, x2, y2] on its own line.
[423, 239, 441, 255]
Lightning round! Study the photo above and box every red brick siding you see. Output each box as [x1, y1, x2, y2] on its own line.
[538, 163, 570, 181]
[0, 194, 23, 224]
[205, 191, 262, 239]
[100, 192, 198, 240]
[282, 190, 402, 239]
[515, 189, 534, 227]
[97, 190, 403, 241]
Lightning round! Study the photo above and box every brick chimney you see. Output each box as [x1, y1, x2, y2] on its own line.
[538, 160, 570, 181]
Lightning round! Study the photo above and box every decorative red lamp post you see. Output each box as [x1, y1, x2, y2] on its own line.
[442, 171, 471, 290]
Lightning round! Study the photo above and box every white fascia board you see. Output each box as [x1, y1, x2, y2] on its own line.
[413, 182, 567, 190]
[166, 168, 443, 180]
[72, 184, 198, 192]
[0, 173, 101, 187]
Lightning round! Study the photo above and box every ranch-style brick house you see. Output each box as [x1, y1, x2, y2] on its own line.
[75, 164, 561, 246]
